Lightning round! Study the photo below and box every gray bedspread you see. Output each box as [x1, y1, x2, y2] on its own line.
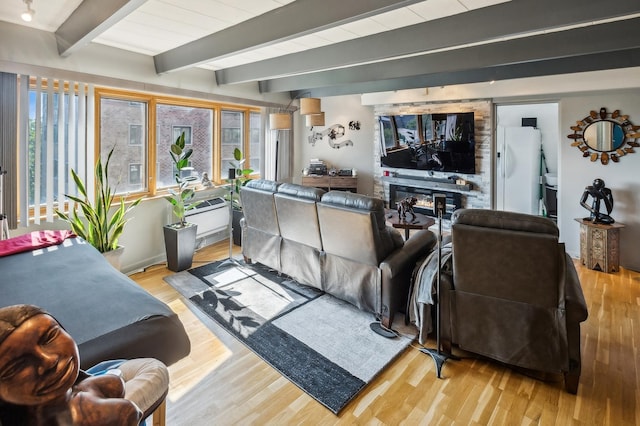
[0, 237, 190, 369]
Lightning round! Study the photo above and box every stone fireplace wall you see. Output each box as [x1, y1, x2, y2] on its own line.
[372, 100, 493, 220]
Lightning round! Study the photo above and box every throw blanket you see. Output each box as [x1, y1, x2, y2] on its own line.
[408, 242, 453, 345]
[0, 230, 76, 257]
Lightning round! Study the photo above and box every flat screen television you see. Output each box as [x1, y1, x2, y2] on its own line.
[378, 112, 476, 174]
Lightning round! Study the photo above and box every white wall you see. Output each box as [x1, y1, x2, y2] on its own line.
[294, 95, 376, 195]
[559, 91, 640, 271]
[496, 103, 559, 174]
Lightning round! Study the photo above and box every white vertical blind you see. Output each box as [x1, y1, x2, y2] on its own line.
[57, 82, 65, 216]
[67, 81, 77, 212]
[77, 82, 89, 200]
[33, 77, 42, 225]
[17, 76, 91, 226]
[0, 73, 18, 231]
[46, 80, 55, 222]
[18, 75, 29, 227]
[85, 84, 95, 201]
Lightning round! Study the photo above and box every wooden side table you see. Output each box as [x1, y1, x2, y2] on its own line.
[575, 218, 625, 273]
[301, 175, 357, 192]
[386, 210, 435, 240]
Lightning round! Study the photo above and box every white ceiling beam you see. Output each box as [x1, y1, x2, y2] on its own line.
[217, 0, 640, 85]
[259, 19, 640, 94]
[55, 0, 149, 57]
[153, 0, 424, 74]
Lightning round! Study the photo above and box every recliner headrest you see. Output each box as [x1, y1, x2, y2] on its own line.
[321, 191, 384, 212]
[452, 208, 559, 236]
[245, 179, 280, 193]
[277, 183, 325, 201]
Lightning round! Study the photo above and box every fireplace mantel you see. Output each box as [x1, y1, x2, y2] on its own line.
[381, 175, 473, 193]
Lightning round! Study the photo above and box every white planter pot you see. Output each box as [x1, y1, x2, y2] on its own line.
[102, 246, 125, 271]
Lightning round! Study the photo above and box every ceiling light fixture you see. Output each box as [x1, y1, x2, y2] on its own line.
[268, 94, 323, 131]
[21, 0, 35, 22]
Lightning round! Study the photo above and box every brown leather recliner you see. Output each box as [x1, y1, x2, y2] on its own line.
[440, 209, 588, 394]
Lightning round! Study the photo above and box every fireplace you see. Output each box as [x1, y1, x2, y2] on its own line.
[389, 184, 462, 219]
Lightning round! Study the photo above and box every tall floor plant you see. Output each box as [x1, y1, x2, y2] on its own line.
[56, 147, 143, 253]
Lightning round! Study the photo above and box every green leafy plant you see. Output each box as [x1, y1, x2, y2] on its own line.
[55, 147, 143, 253]
[227, 147, 253, 210]
[165, 131, 200, 226]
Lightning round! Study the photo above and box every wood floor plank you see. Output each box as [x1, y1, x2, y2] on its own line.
[129, 240, 640, 425]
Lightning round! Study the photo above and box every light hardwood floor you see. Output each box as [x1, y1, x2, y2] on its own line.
[131, 241, 640, 425]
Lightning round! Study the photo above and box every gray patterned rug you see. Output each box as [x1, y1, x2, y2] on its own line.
[163, 260, 416, 414]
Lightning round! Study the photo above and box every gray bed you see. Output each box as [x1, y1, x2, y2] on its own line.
[0, 237, 190, 369]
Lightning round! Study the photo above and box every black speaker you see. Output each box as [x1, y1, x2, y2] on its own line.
[522, 117, 537, 127]
[228, 168, 236, 180]
[433, 193, 447, 216]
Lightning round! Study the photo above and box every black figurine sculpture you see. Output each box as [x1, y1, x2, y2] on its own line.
[580, 178, 615, 224]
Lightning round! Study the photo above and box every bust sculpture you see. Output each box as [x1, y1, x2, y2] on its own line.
[0, 304, 142, 425]
[580, 178, 615, 224]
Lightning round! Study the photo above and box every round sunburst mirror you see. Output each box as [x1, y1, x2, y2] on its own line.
[568, 107, 640, 165]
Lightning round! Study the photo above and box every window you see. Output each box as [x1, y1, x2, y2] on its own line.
[99, 97, 148, 195]
[172, 125, 192, 145]
[129, 124, 143, 145]
[157, 105, 212, 189]
[221, 110, 243, 178]
[129, 163, 142, 185]
[96, 87, 260, 199]
[249, 112, 261, 174]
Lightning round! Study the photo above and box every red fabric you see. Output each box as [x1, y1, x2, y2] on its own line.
[0, 230, 76, 257]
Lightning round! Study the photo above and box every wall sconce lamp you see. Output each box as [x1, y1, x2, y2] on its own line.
[21, 0, 35, 22]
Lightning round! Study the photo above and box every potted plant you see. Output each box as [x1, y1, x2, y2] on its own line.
[55, 147, 143, 270]
[163, 131, 201, 272]
[227, 147, 253, 246]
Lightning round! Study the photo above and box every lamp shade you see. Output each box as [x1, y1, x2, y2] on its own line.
[299, 98, 321, 115]
[269, 112, 291, 130]
[305, 112, 325, 127]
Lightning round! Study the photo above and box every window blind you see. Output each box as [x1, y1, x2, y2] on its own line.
[0, 73, 18, 230]
[17, 75, 94, 226]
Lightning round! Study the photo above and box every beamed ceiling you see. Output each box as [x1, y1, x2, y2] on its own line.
[1, 0, 639, 98]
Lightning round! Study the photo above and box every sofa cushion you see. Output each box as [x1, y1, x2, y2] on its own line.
[240, 179, 281, 236]
[320, 191, 387, 229]
[245, 178, 280, 193]
[275, 183, 324, 250]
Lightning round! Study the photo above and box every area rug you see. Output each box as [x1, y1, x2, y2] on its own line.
[163, 260, 416, 414]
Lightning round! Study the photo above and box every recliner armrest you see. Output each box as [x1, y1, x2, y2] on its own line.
[564, 253, 588, 323]
[380, 230, 437, 277]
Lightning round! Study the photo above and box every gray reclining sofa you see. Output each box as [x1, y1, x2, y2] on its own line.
[240, 179, 437, 328]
